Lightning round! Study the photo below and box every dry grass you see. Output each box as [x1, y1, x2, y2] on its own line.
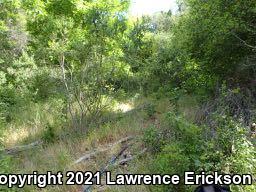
[3, 97, 178, 191]
[177, 94, 200, 121]
[4, 98, 151, 191]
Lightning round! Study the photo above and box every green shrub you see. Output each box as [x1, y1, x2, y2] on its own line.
[152, 143, 192, 192]
[212, 115, 256, 191]
[0, 153, 16, 191]
[143, 125, 164, 153]
[145, 113, 203, 191]
[144, 103, 156, 118]
[146, 112, 256, 191]
[42, 124, 55, 143]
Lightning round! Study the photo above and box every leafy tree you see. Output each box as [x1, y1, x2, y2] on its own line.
[174, 0, 256, 84]
[24, 0, 131, 130]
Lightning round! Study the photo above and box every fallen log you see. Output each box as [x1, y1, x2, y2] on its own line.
[73, 136, 134, 165]
[115, 148, 147, 166]
[3, 140, 43, 155]
[83, 146, 147, 192]
[83, 144, 131, 192]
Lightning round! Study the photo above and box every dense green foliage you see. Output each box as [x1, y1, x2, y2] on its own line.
[0, 0, 255, 191]
[144, 112, 255, 191]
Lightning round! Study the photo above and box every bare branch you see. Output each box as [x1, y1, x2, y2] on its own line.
[231, 32, 256, 50]
[72, 136, 134, 165]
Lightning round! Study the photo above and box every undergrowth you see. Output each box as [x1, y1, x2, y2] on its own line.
[144, 110, 255, 192]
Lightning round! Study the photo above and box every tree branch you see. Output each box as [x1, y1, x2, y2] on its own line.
[72, 136, 134, 165]
[231, 32, 256, 50]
